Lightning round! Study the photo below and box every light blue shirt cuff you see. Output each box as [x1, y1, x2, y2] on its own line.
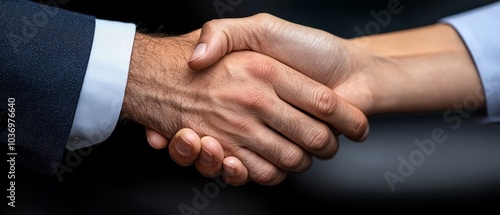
[67, 19, 136, 150]
[440, 2, 500, 123]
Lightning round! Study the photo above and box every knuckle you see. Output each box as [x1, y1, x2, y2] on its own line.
[253, 13, 279, 30]
[252, 165, 285, 185]
[246, 56, 277, 81]
[315, 134, 339, 160]
[236, 89, 269, 111]
[305, 125, 331, 151]
[201, 19, 228, 43]
[202, 19, 221, 30]
[314, 89, 338, 117]
[228, 115, 255, 134]
[278, 147, 307, 170]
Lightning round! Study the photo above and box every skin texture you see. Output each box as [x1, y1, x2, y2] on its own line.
[121, 29, 368, 185]
[149, 13, 484, 186]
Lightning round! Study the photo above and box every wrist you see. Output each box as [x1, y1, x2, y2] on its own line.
[359, 53, 400, 116]
[121, 31, 200, 137]
[340, 39, 394, 117]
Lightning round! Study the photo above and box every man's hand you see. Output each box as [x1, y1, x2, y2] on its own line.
[121, 30, 368, 185]
[159, 13, 374, 184]
[147, 128, 248, 185]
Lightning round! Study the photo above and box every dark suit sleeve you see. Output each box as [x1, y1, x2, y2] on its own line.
[0, 0, 96, 175]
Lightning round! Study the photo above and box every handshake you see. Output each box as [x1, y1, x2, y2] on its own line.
[121, 13, 483, 186]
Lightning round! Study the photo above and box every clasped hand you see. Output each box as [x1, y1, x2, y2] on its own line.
[128, 13, 373, 186]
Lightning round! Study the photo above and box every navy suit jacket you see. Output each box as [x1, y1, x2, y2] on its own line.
[0, 0, 96, 175]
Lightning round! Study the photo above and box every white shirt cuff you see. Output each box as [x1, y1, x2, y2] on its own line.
[440, 2, 500, 123]
[67, 19, 136, 150]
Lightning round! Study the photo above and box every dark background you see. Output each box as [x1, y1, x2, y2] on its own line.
[4, 0, 500, 214]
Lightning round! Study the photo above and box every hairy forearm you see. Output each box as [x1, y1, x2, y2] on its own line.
[353, 23, 485, 115]
[121, 30, 200, 137]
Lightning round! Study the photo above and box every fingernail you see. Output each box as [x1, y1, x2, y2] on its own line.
[201, 148, 214, 164]
[223, 161, 236, 176]
[361, 124, 370, 141]
[147, 136, 156, 149]
[178, 140, 193, 154]
[189, 43, 206, 62]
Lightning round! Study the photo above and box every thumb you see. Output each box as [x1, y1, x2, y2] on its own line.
[188, 21, 246, 71]
[145, 127, 168, 149]
[168, 128, 202, 167]
[188, 13, 273, 70]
